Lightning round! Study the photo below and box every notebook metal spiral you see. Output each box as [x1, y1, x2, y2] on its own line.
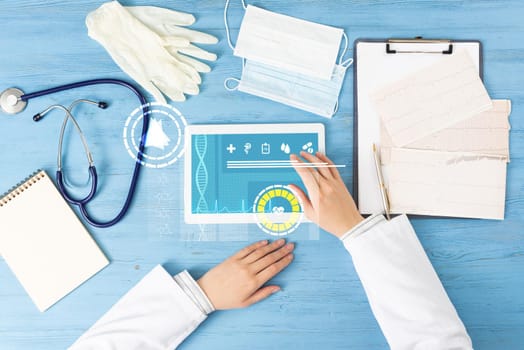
[0, 170, 46, 207]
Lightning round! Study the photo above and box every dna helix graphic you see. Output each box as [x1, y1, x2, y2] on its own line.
[194, 135, 209, 214]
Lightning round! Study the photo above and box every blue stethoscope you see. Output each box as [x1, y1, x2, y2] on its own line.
[0, 79, 149, 228]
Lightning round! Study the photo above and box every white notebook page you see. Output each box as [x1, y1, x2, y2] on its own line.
[0, 171, 108, 312]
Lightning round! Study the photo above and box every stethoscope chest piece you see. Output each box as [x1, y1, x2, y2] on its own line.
[0, 88, 27, 114]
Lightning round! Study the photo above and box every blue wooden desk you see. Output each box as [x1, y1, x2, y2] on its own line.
[1, 1, 523, 349]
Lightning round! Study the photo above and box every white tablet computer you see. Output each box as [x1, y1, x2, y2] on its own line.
[184, 123, 325, 224]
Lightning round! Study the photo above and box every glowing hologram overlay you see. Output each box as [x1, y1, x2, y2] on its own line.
[194, 135, 209, 214]
[253, 184, 303, 236]
[123, 102, 187, 169]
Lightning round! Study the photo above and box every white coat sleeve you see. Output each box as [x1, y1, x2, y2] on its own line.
[68, 265, 215, 350]
[340, 214, 472, 350]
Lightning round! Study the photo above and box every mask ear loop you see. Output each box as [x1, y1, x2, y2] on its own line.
[224, 78, 241, 91]
[333, 101, 339, 116]
[223, 57, 246, 91]
[331, 32, 353, 117]
[338, 32, 349, 65]
[341, 57, 354, 68]
[224, 0, 247, 91]
[224, 0, 247, 51]
[338, 32, 354, 68]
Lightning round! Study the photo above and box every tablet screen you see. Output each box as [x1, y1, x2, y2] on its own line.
[190, 132, 319, 217]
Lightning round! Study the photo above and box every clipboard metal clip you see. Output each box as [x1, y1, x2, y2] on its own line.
[386, 37, 453, 55]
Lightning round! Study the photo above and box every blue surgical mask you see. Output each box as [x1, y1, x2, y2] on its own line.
[225, 59, 351, 118]
[224, 0, 352, 118]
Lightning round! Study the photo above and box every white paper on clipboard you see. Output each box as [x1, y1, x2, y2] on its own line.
[354, 40, 481, 215]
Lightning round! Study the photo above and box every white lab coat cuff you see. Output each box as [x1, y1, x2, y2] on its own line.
[342, 214, 472, 349]
[174, 270, 215, 315]
[69, 265, 208, 350]
[339, 213, 386, 243]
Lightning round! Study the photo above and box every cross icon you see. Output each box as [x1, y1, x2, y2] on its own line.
[226, 144, 236, 154]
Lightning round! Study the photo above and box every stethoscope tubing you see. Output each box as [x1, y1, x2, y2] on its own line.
[24, 78, 149, 228]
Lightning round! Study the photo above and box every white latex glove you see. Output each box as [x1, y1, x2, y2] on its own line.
[86, 1, 218, 103]
[125, 6, 217, 73]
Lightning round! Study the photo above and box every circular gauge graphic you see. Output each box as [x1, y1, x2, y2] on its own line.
[253, 185, 303, 236]
[123, 102, 187, 169]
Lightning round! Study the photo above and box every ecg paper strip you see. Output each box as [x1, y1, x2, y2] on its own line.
[380, 100, 511, 163]
[371, 50, 493, 147]
[387, 148, 507, 219]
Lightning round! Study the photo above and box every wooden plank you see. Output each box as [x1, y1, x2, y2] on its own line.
[0, 1, 523, 349]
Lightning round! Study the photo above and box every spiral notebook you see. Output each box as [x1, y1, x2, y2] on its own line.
[0, 170, 109, 312]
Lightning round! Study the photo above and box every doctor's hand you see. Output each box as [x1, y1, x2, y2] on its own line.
[197, 239, 294, 310]
[289, 152, 363, 238]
